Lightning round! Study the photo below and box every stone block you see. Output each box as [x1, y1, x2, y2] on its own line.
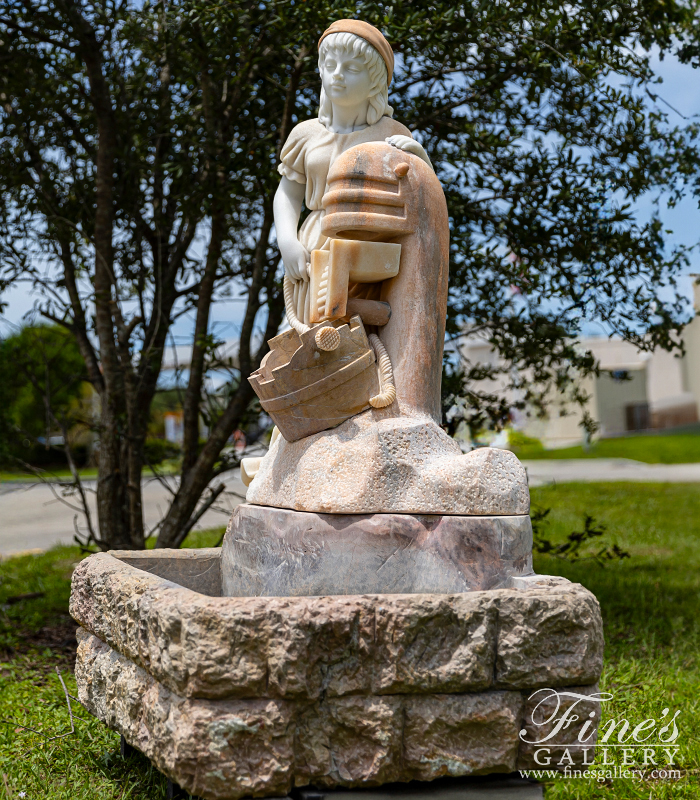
[495, 587, 604, 689]
[403, 692, 524, 780]
[76, 629, 295, 800]
[69, 550, 174, 664]
[370, 594, 496, 694]
[264, 595, 375, 699]
[71, 554, 603, 701]
[76, 631, 550, 800]
[137, 588, 271, 699]
[222, 504, 533, 596]
[71, 554, 270, 699]
[517, 684, 602, 770]
[295, 695, 404, 787]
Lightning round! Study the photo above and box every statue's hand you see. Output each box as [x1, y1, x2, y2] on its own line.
[279, 238, 309, 282]
[385, 135, 433, 169]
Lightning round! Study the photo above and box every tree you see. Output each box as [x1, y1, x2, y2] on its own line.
[0, 325, 92, 529]
[0, 0, 695, 549]
[0, 324, 87, 450]
[0, 0, 294, 549]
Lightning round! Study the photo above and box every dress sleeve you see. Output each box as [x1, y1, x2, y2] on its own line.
[278, 122, 307, 184]
[384, 117, 413, 139]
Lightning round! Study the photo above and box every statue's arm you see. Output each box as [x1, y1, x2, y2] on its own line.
[386, 134, 433, 170]
[274, 176, 309, 281]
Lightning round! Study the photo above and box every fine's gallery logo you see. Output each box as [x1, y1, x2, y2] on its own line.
[519, 688, 681, 780]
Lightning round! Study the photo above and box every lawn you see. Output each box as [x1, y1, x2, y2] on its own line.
[511, 433, 700, 463]
[0, 462, 180, 484]
[0, 486, 699, 798]
[530, 483, 700, 798]
[0, 527, 222, 800]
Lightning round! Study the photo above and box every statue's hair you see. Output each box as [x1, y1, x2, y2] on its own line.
[318, 32, 393, 127]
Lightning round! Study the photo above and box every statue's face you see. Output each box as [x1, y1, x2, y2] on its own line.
[320, 50, 372, 108]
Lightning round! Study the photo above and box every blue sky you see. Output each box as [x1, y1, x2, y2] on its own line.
[635, 50, 700, 256]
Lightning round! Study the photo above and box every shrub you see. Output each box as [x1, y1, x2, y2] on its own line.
[143, 438, 181, 466]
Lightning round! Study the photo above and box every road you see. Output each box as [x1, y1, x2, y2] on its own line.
[524, 458, 700, 486]
[3, 457, 700, 556]
[0, 470, 247, 557]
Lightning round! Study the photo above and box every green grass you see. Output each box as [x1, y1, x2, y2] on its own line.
[531, 483, 700, 798]
[0, 469, 99, 483]
[0, 462, 181, 484]
[144, 526, 225, 550]
[0, 657, 171, 799]
[0, 527, 223, 799]
[0, 488, 698, 798]
[513, 433, 700, 463]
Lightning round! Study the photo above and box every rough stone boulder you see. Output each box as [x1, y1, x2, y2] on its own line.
[246, 408, 529, 515]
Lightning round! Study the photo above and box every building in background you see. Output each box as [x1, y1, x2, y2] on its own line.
[461, 282, 700, 448]
[164, 411, 184, 444]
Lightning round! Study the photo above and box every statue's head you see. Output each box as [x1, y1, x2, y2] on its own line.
[318, 20, 394, 127]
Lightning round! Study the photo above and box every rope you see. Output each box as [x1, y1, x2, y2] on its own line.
[286, 272, 395, 408]
[368, 333, 396, 408]
[284, 273, 310, 335]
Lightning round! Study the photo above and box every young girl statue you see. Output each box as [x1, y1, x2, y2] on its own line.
[274, 19, 432, 330]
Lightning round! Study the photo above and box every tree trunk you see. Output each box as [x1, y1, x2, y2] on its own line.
[96, 403, 133, 548]
[124, 394, 148, 549]
[155, 382, 255, 548]
[75, 15, 132, 550]
[181, 211, 227, 476]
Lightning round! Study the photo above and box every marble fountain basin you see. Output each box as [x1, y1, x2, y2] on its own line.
[70, 517, 604, 800]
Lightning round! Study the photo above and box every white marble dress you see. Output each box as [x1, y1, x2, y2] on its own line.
[278, 115, 412, 323]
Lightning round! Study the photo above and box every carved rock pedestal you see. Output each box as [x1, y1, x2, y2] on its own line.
[71, 550, 604, 800]
[246, 410, 529, 516]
